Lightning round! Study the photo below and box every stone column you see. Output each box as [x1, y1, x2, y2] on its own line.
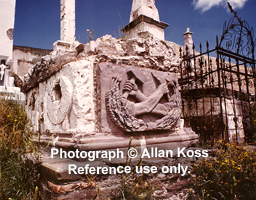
[130, 0, 159, 22]
[183, 28, 193, 56]
[53, 0, 77, 51]
[60, 0, 75, 42]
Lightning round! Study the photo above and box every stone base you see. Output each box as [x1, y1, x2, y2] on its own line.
[53, 40, 80, 52]
[122, 15, 168, 40]
[33, 127, 198, 152]
[34, 128, 198, 199]
[0, 86, 25, 103]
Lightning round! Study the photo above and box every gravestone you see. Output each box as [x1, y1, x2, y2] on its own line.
[25, 35, 198, 150]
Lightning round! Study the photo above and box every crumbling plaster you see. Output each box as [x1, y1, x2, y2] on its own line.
[26, 60, 95, 133]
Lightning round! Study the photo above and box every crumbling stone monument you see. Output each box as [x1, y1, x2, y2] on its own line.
[25, 35, 198, 151]
[23, 0, 198, 198]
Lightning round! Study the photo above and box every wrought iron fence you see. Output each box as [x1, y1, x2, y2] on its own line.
[179, 3, 256, 143]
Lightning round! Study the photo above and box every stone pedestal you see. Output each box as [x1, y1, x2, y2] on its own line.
[122, 0, 168, 40]
[122, 15, 168, 40]
[53, 40, 80, 52]
[26, 58, 198, 150]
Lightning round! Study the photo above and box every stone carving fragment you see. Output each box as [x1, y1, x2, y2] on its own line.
[47, 76, 73, 125]
[106, 68, 181, 132]
[7, 28, 13, 40]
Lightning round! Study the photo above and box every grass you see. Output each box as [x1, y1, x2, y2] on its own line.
[1, 95, 255, 200]
[116, 137, 154, 200]
[0, 96, 41, 200]
[189, 141, 256, 200]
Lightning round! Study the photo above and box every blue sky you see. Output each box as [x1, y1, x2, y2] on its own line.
[13, 0, 256, 53]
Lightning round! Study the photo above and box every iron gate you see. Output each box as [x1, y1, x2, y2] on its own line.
[179, 4, 256, 143]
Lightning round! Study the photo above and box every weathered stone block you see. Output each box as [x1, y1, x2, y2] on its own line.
[26, 60, 96, 134]
[24, 35, 198, 154]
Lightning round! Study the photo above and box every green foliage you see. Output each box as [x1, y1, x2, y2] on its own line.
[117, 137, 154, 200]
[0, 97, 41, 200]
[190, 141, 256, 200]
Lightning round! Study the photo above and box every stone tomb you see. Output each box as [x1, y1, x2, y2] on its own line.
[25, 36, 198, 153]
[24, 36, 198, 198]
[26, 63, 197, 153]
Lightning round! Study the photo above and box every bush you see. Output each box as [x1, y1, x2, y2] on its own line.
[0, 97, 40, 200]
[190, 141, 256, 199]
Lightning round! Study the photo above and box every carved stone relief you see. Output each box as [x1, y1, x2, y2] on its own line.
[47, 76, 73, 125]
[106, 67, 181, 132]
[7, 28, 13, 40]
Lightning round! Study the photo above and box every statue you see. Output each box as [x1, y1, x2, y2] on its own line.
[0, 64, 7, 81]
[0, 64, 8, 86]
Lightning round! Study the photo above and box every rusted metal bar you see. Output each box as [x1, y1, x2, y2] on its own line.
[236, 58, 243, 143]
[243, 57, 252, 142]
[252, 50, 256, 142]
[229, 57, 238, 143]
[217, 48, 255, 63]
[216, 36, 225, 141]
[221, 58, 229, 141]
[194, 44, 199, 135]
[180, 47, 185, 121]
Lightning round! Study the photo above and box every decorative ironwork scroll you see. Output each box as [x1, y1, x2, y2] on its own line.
[219, 2, 255, 59]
